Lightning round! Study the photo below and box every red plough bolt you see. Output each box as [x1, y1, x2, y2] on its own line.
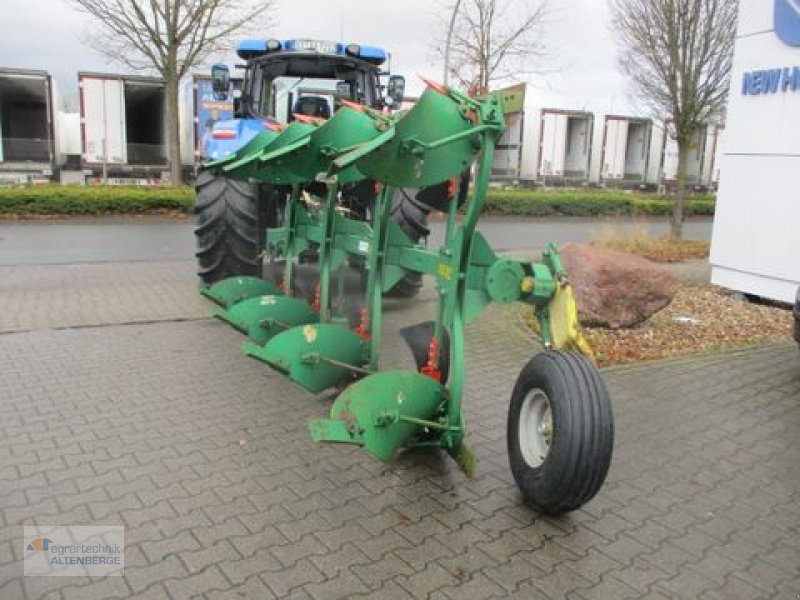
[354, 307, 371, 341]
[420, 337, 442, 382]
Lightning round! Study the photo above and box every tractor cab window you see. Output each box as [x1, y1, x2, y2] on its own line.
[251, 76, 361, 122]
[246, 57, 381, 121]
[292, 96, 331, 119]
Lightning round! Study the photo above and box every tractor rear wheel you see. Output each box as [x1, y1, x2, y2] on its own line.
[384, 187, 432, 298]
[384, 172, 469, 298]
[507, 350, 614, 515]
[342, 183, 432, 298]
[194, 171, 279, 285]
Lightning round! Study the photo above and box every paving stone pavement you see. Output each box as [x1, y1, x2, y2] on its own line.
[0, 261, 208, 334]
[0, 261, 799, 599]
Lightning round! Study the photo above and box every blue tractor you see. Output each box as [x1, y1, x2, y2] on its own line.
[195, 38, 463, 296]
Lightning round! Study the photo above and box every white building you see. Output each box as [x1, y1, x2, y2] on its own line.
[710, 0, 800, 303]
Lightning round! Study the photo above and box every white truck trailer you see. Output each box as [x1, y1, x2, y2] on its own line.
[0, 67, 60, 182]
[651, 123, 723, 190]
[492, 111, 526, 181]
[79, 72, 167, 183]
[592, 115, 653, 186]
[537, 109, 594, 184]
[711, 0, 800, 308]
[485, 84, 727, 190]
[489, 107, 593, 186]
[701, 126, 725, 191]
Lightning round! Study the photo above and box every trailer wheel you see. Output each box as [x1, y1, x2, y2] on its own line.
[194, 171, 277, 285]
[507, 351, 614, 515]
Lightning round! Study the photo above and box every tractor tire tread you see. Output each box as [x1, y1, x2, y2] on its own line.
[194, 173, 264, 285]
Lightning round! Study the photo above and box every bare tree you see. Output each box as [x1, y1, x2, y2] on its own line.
[67, 0, 274, 184]
[609, 0, 737, 238]
[436, 0, 549, 95]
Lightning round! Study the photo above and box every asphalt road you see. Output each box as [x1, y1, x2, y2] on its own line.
[0, 215, 713, 266]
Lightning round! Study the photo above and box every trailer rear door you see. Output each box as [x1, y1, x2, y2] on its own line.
[493, 112, 523, 180]
[602, 119, 627, 180]
[563, 115, 591, 178]
[82, 76, 126, 164]
[700, 127, 722, 188]
[624, 121, 650, 180]
[0, 70, 54, 164]
[661, 136, 679, 182]
[686, 127, 706, 185]
[539, 112, 567, 177]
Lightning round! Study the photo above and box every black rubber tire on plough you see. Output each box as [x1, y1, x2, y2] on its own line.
[194, 171, 269, 285]
[507, 350, 614, 515]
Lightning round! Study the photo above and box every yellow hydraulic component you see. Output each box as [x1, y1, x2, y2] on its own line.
[548, 280, 595, 361]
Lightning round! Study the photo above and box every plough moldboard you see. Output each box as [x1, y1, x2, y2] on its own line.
[198, 80, 614, 514]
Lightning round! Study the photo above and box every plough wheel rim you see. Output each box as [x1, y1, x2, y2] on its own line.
[518, 388, 553, 469]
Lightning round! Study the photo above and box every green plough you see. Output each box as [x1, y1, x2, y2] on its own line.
[199, 80, 614, 514]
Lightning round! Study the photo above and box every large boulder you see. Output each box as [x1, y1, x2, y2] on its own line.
[560, 243, 678, 329]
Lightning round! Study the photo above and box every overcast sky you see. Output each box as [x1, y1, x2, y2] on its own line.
[0, 0, 636, 115]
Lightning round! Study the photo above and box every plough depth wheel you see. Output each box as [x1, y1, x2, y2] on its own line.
[507, 351, 614, 515]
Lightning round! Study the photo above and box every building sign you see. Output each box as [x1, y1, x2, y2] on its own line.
[775, 0, 800, 46]
[742, 66, 800, 94]
[741, 1, 800, 95]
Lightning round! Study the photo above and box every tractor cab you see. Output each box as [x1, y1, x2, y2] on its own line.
[204, 38, 405, 160]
